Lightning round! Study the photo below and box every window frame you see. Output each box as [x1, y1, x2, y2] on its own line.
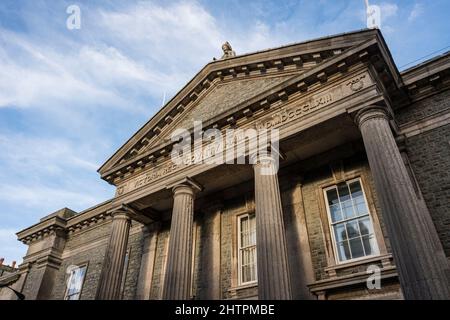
[237, 213, 257, 286]
[63, 263, 88, 300]
[323, 177, 380, 264]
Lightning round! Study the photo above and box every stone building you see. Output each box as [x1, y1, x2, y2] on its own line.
[7, 29, 450, 300]
[0, 259, 22, 300]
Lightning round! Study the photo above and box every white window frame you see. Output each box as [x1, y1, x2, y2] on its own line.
[323, 177, 380, 264]
[64, 264, 87, 300]
[237, 213, 257, 286]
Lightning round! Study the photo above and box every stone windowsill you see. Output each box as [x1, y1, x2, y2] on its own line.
[228, 282, 258, 299]
[308, 265, 398, 295]
[324, 253, 393, 276]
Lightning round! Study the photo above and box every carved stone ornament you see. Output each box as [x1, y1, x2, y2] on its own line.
[221, 41, 236, 59]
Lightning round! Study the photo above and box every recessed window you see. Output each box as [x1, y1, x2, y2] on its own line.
[238, 213, 257, 285]
[64, 265, 87, 300]
[324, 179, 379, 263]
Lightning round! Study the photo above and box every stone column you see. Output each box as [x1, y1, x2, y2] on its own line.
[355, 106, 450, 300]
[96, 210, 131, 300]
[253, 154, 292, 300]
[163, 179, 201, 300]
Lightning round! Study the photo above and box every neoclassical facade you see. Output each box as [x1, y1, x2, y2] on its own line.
[5, 29, 450, 300]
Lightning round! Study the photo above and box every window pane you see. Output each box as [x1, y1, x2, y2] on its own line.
[350, 181, 368, 216]
[250, 230, 256, 245]
[341, 200, 355, 219]
[241, 247, 256, 283]
[65, 266, 86, 300]
[346, 220, 360, 239]
[349, 238, 365, 259]
[355, 202, 368, 216]
[242, 265, 249, 283]
[349, 181, 363, 198]
[334, 223, 347, 242]
[239, 214, 257, 284]
[362, 235, 378, 256]
[358, 217, 373, 235]
[337, 183, 350, 203]
[338, 241, 351, 261]
[249, 215, 256, 245]
[241, 216, 248, 245]
[326, 188, 339, 206]
[329, 204, 342, 222]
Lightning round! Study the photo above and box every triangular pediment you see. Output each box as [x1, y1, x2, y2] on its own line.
[139, 74, 297, 152]
[99, 29, 396, 182]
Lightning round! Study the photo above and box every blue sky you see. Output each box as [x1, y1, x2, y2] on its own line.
[0, 0, 449, 265]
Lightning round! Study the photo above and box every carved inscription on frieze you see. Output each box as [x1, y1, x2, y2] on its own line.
[115, 71, 372, 197]
[254, 72, 369, 130]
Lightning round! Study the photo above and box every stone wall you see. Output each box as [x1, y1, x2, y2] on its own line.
[192, 207, 221, 299]
[50, 221, 111, 299]
[404, 124, 450, 256]
[395, 89, 450, 125]
[52, 244, 107, 299]
[396, 89, 450, 257]
[121, 225, 145, 299]
[32, 220, 147, 300]
[149, 222, 170, 299]
[21, 264, 42, 300]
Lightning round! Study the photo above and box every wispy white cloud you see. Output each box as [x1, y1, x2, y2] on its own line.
[379, 2, 398, 20]
[0, 30, 150, 112]
[0, 184, 100, 210]
[0, 134, 99, 175]
[408, 3, 424, 22]
[369, 2, 399, 34]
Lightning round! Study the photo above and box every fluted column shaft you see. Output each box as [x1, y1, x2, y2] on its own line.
[96, 211, 131, 300]
[163, 184, 196, 299]
[356, 106, 450, 299]
[254, 155, 292, 300]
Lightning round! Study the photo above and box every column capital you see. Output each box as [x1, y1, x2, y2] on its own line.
[167, 176, 203, 195]
[354, 105, 390, 129]
[252, 152, 284, 177]
[250, 148, 285, 166]
[107, 205, 133, 221]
